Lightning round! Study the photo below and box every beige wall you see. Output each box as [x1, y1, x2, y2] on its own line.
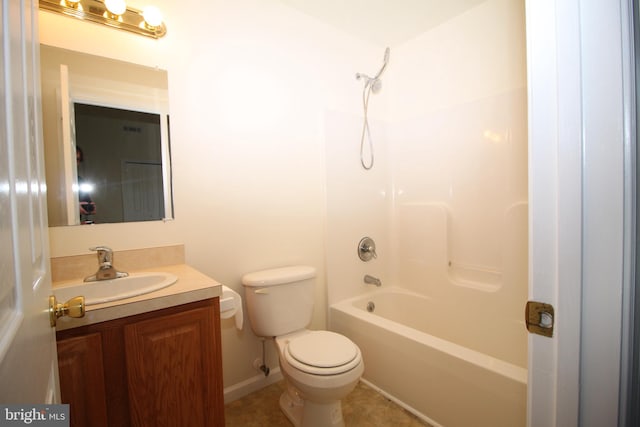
[41, 0, 377, 390]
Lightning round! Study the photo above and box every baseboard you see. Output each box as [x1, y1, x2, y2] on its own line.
[223, 367, 283, 404]
[359, 378, 442, 427]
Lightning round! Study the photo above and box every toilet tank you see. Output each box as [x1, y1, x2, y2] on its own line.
[242, 266, 316, 337]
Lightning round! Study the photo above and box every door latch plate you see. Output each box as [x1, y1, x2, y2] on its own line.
[525, 301, 554, 337]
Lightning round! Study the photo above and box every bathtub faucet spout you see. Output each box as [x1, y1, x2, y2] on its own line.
[364, 274, 382, 287]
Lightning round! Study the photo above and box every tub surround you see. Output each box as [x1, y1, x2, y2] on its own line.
[323, 2, 527, 424]
[51, 245, 222, 330]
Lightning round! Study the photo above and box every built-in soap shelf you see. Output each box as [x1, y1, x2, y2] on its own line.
[397, 201, 528, 292]
[447, 261, 502, 292]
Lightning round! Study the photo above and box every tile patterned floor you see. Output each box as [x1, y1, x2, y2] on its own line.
[224, 380, 432, 426]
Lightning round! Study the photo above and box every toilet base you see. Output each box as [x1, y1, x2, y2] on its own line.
[280, 391, 303, 426]
[279, 390, 345, 427]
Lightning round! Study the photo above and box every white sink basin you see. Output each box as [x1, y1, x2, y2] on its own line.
[53, 272, 178, 306]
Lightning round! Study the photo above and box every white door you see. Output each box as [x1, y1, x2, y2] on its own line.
[526, 0, 630, 426]
[0, 0, 58, 403]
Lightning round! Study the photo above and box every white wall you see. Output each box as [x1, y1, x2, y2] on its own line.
[41, 0, 379, 391]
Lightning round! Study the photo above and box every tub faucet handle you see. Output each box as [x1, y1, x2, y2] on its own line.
[358, 237, 377, 262]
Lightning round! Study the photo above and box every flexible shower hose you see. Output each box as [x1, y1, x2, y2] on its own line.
[360, 83, 374, 170]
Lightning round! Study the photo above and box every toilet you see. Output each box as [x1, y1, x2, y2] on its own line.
[242, 266, 364, 427]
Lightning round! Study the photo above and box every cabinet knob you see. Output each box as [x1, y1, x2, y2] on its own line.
[49, 295, 85, 327]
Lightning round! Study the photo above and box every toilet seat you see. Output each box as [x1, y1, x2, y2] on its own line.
[284, 331, 361, 376]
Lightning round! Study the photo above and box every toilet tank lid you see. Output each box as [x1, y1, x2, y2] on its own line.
[241, 266, 316, 287]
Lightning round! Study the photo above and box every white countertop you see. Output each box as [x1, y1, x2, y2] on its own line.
[53, 264, 222, 331]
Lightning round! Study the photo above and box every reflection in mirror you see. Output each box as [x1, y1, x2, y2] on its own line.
[40, 44, 173, 227]
[75, 104, 165, 223]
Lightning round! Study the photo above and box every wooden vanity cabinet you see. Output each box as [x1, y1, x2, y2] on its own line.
[56, 298, 225, 427]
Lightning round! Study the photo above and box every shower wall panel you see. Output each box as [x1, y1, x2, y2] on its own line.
[324, 110, 390, 305]
[389, 88, 528, 305]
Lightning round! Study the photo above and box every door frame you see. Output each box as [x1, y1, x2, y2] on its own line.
[526, 0, 634, 425]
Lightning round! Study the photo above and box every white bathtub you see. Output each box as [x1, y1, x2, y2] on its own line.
[330, 287, 527, 427]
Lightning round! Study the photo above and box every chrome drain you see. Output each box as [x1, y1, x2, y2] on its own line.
[366, 301, 375, 312]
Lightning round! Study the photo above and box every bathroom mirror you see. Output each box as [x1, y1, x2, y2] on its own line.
[40, 44, 173, 226]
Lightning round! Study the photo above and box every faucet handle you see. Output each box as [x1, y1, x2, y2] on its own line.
[90, 246, 113, 265]
[358, 237, 377, 262]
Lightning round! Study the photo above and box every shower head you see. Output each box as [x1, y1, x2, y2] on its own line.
[370, 78, 383, 94]
[373, 47, 390, 79]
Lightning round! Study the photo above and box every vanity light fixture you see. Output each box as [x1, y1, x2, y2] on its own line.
[39, 0, 167, 39]
[63, 0, 81, 9]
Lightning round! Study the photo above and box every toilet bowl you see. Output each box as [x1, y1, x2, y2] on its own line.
[276, 330, 364, 427]
[242, 266, 364, 427]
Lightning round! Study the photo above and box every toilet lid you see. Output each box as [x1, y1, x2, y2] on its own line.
[284, 331, 361, 376]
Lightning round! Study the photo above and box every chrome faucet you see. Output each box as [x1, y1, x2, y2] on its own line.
[84, 246, 129, 282]
[364, 274, 382, 287]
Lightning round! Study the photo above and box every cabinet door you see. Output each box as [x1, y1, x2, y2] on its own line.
[57, 333, 109, 427]
[124, 304, 224, 427]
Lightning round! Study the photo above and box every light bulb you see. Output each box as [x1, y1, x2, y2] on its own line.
[142, 6, 163, 27]
[105, 0, 126, 16]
